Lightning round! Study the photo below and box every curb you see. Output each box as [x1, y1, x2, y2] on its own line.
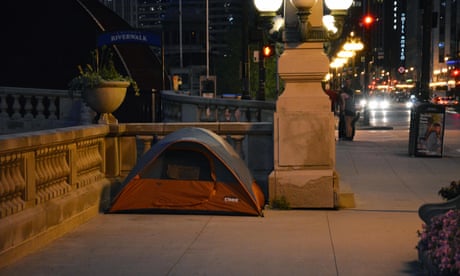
[356, 126, 394, 130]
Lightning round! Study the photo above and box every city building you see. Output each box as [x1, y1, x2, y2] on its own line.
[430, 0, 460, 97]
[368, 0, 459, 97]
[99, 0, 248, 96]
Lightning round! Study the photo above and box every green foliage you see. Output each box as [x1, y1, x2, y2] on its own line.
[68, 46, 139, 95]
[270, 196, 291, 210]
[438, 180, 460, 200]
[264, 55, 284, 100]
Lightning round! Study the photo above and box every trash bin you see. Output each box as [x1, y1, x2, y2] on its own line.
[408, 102, 446, 157]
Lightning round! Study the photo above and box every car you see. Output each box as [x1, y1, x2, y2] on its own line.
[367, 95, 390, 110]
[353, 93, 366, 111]
[405, 95, 418, 108]
[431, 96, 459, 106]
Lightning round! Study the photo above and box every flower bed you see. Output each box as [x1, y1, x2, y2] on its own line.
[417, 209, 460, 275]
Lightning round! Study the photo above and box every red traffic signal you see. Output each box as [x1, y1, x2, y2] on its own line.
[362, 14, 375, 28]
[262, 45, 275, 57]
[451, 69, 460, 77]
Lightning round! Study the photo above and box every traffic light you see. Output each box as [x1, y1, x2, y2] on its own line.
[362, 14, 375, 28]
[262, 45, 275, 58]
[451, 69, 460, 78]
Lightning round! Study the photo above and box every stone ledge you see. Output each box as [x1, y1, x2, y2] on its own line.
[0, 178, 114, 269]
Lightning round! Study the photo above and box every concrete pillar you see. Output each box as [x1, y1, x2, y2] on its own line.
[268, 0, 339, 208]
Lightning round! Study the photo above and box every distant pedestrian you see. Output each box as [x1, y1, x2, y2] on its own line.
[339, 79, 357, 141]
[322, 82, 339, 113]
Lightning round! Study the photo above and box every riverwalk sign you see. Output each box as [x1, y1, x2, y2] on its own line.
[97, 31, 161, 47]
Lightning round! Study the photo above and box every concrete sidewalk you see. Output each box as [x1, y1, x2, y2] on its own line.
[2, 129, 460, 276]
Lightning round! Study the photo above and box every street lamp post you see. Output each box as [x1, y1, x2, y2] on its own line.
[254, 0, 351, 208]
[253, 0, 283, 101]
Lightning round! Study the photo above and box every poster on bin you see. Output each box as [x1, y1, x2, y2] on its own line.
[416, 112, 445, 157]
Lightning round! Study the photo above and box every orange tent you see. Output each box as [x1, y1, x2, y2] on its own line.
[109, 127, 265, 216]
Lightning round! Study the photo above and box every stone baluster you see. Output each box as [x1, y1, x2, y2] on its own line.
[0, 156, 9, 217]
[230, 135, 246, 160]
[35, 96, 46, 130]
[197, 104, 207, 121]
[238, 107, 249, 122]
[219, 106, 236, 122]
[48, 96, 57, 120]
[35, 150, 48, 203]
[0, 178, 5, 218]
[76, 139, 104, 188]
[162, 100, 172, 121]
[162, 100, 181, 121]
[168, 101, 177, 121]
[80, 101, 95, 125]
[217, 105, 228, 121]
[35, 154, 45, 186]
[247, 107, 260, 122]
[23, 95, 34, 120]
[11, 154, 25, 212]
[228, 106, 240, 122]
[48, 147, 69, 197]
[0, 154, 25, 217]
[0, 94, 8, 133]
[136, 135, 154, 155]
[23, 95, 34, 130]
[35, 147, 70, 203]
[208, 105, 217, 122]
[35, 96, 45, 120]
[11, 94, 21, 120]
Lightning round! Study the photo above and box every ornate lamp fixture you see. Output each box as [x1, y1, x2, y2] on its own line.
[289, 0, 318, 41]
[324, 0, 353, 39]
[253, 0, 283, 16]
[253, 0, 353, 42]
[253, 0, 284, 42]
[289, 0, 353, 41]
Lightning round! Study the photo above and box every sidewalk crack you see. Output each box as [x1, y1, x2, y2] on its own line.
[167, 216, 213, 275]
[326, 212, 340, 276]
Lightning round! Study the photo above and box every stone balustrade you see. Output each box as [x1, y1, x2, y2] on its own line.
[0, 87, 86, 134]
[0, 122, 273, 267]
[160, 90, 275, 122]
[0, 87, 275, 135]
[0, 126, 109, 218]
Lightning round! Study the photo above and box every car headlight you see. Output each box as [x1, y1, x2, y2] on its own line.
[368, 100, 378, 109]
[380, 100, 390, 109]
[405, 101, 413, 108]
[359, 99, 367, 107]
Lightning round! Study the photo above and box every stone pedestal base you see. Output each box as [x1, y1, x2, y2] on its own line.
[98, 113, 118, 124]
[269, 169, 338, 208]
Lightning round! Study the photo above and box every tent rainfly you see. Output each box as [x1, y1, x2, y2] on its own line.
[109, 127, 265, 216]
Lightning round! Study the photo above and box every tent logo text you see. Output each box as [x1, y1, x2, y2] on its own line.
[224, 196, 239, 203]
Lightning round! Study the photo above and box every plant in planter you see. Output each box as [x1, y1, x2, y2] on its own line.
[69, 46, 139, 124]
[417, 209, 460, 275]
[439, 180, 460, 201]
